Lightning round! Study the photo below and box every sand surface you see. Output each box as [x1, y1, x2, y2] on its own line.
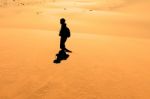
[0, 0, 150, 99]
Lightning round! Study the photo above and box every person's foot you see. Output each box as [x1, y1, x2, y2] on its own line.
[65, 49, 72, 53]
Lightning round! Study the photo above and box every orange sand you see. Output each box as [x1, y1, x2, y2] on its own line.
[0, 0, 150, 99]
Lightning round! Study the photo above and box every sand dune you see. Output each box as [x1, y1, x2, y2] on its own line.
[0, 28, 150, 99]
[0, 0, 150, 99]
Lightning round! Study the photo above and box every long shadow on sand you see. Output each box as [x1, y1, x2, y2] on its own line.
[53, 50, 70, 64]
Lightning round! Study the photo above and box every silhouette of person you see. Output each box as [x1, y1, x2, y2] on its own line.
[59, 18, 71, 52]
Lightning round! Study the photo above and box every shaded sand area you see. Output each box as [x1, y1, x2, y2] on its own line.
[0, 0, 150, 99]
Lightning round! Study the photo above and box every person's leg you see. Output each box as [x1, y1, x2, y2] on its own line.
[63, 38, 72, 52]
[60, 37, 63, 49]
[63, 37, 67, 49]
[60, 37, 67, 50]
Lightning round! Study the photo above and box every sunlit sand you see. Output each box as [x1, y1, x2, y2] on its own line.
[0, 0, 150, 99]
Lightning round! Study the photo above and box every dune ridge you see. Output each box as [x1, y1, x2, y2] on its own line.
[0, 0, 132, 10]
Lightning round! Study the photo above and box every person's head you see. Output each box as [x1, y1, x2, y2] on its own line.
[60, 18, 65, 24]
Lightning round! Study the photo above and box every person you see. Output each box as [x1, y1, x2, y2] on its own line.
[59, 18, 71, 52]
